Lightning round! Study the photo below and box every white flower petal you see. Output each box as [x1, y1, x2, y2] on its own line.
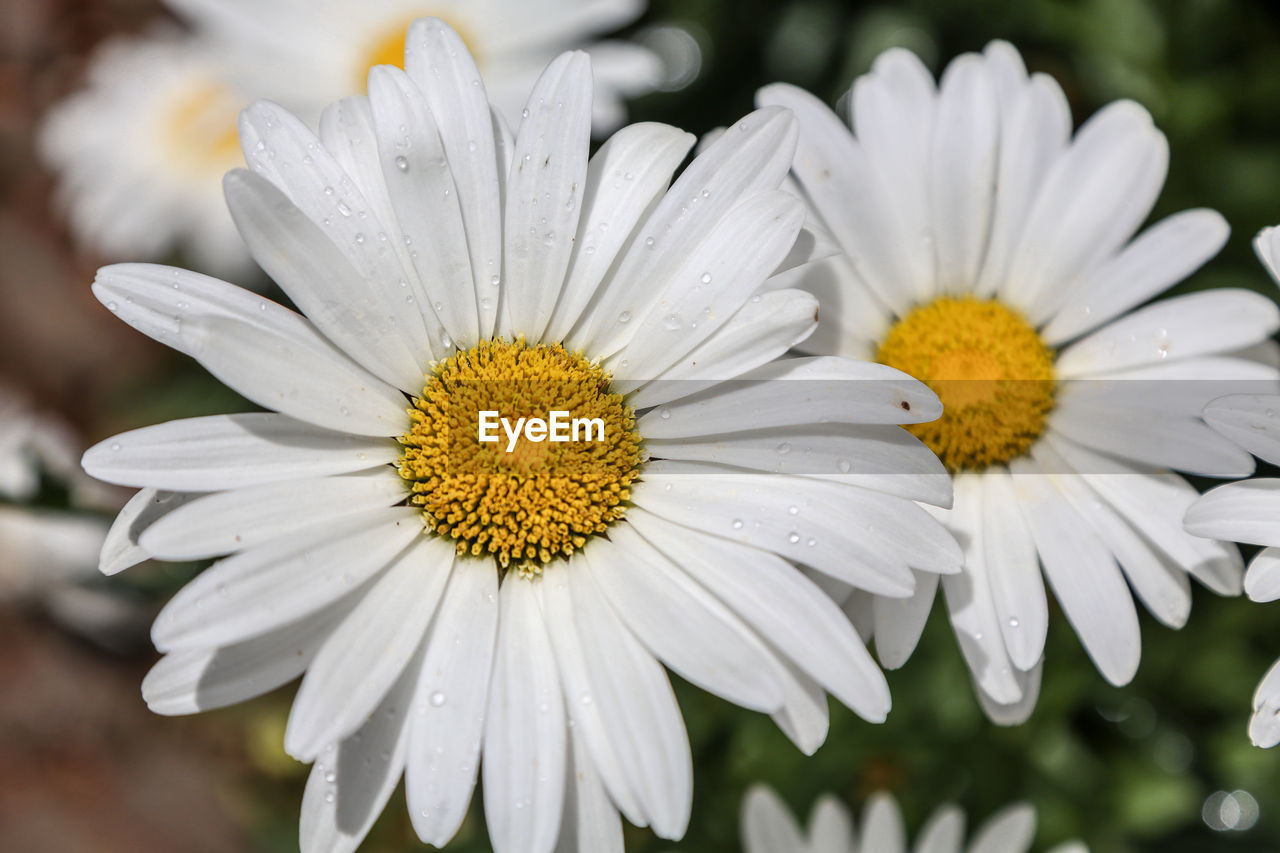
[544, 122, 696, 343]
[1250, 658, 1280, 748]
[483, 577, 567, 853]
[966, 804, 1035, 853]
[299, 647, 420, 853]
[503, 52, 593, 339]
[571, 107, 797, 357]
[627, 289, 819, 408]
[286, 536, 454, 760]
[1047, 433, 1244, 596]
[860, 793, 907, 853]
[1009, 456, 1141, 686]
[553, 729, 624, 853]
[406, 558, 500, 847]
[644, 424, 950, 506]
[1054, 290, 1280, 379]
[769, 662, 832, 755]
[1042, 209, 1230, 345]
[1184, 479, 1280, 548]
[143, 598, 353, 715]
[741, 785, 808, 853]
[929, 54, 999, 295]
[83, 413, 397, 491]
[583, 525, 785, 712]
[915, 806, 966, 853]
[637, 357, 942, 439]
[368, 66, 480, 348]
[152, 508, 422, 651]
[809, 796, 855, 853]
[1255, 225, 1280, 285]
[1245, 547, 1280, 603]
[224, 168, 431, 391]
[627, 508, 890, 723]
[608, 190, 804, 389]
[976, 662, 1043, 727]
[404, 18, 504, 338]
[980, 466, 1048, 671]
[873, 569, 939, 669]
[1003, 101, 1167, 321]
[99, 488, 200, 575]
[1203, 394, 1280, 467]
[139, 468, 407, 560]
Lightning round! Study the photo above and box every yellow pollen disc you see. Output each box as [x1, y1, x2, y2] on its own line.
[165, 81, 243, 172]
[876, 297, 1056, 471]
[358, 13, 480, 88]
[398, 339, 643, 578]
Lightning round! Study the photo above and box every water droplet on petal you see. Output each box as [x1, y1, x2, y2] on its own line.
[394, 155, 409, 172]
[429, 691, 446, 707]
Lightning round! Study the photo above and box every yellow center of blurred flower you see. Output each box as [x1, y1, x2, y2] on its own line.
[358, 13, 479, 88]
[876, 297, 1056, 471]
[398, 339, 643, 577]
[165, 81, 243, 172]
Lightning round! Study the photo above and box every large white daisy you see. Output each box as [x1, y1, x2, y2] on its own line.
[166, 0, 661, 132]
[82, 20, 958, 853]
[758, 40, 1280, 722]
[741, 785, 1087, 853]
[1184, 227, 1280, 748]
[39, 27, 261, 278]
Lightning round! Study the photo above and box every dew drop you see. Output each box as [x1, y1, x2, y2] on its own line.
[787, 505, 799, 515]
[489, 275, 501, 287]
[325, 771, 336, 784]
[787, 531, 801, 544]
[336, 201, 352, 217]
[106, 301, 118, 311]
[1008, 617, 1020, 628]
[700, 272, 712, 284]
[324, 792, 334, 804]
[323, 186, 334, 196]
[806, 537, 816, 547]
[776, 442, 792, 455]
[731, 518, 744, 530]
[837, 458, 852, 473]
[662, 314, 682, 331]
[429, 691, 446, 707]
[644, 236, 656, 248]
[109, 443, 121, 451]
[353, 232, 365, 245]
[394, 155, 409, 172]
[658, 408, 671, 420]
[617, 310, 632, 324]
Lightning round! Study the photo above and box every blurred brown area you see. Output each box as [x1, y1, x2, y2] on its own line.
[0, 611, 249, 852]
[0, 0, 177, 433]
[0, 2, 253, 849]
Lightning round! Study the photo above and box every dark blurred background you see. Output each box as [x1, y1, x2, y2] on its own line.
[3, 0, 1280, 850]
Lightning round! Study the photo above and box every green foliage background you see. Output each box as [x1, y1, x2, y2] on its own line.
[89, 0, 1280, 851]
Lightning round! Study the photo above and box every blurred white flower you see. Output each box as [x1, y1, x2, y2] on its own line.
[1184, 226, 1280, 748]
[760, 40, 1278, 722]
[741, 785, 1088, 853]
[82, 21, 954, 853]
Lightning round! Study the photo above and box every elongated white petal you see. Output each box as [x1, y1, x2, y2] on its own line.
[483, 578, 567, 853]
[553, 729, 623, 853]
[368, 65, 480, 348]
[1009, 457, 1141, 686]
[741, 785, 807, 853]
[977, 661, 1043, 727]
[769, 661, 831, 755]
[152, 509, 422, 651]
[140, 468, 407, 560]
[1251, 658, 1280, 748]
[607, 190, 805, 388]
[562, 563, 693, 838]
[967, 804, 1035, 853]
[916, 806, 965, 853]
[544, 122, 695, 343]
[1245, 548, 1280, 603]
[873, 569, 939, 669]
[1042, 209, 1229, 345]
[407, 558, 500, 847]
[808, 796, 855, 852]
[83, 413, 397, 491]
[143, 598, 353, 715]
[929, 54, 999, 294]
[644, 423, 950, 506]
[299, 647, 420, 853]
[628, 289, 818, 408]
[860, 793, 907, 853]
[638, 357, 942, 439]
[503, 52, 592, 339]
[626, 508, 891, 723]
[1055, 290, 1280, 378]
[583, 526, 784, 712]
[1203, 394, 1280, 467]
[571, 107, 797, 356]
[99, 488, 199, 575]
[404, 18, 503, 338]
[980, 467, 1048, 670]
[1185, 479, 1280, 547]
[287, 536, 454, 760]
[224, 168, 431, 391]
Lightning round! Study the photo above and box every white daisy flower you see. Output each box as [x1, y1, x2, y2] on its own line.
[741, 785, 1087, 853]
[39, 28, 259, 278]
[1184, 227, 1280, 748]
[758, 40, 1280, 722]
[81, 20, 958, 853]
[166, 0, 662, 132]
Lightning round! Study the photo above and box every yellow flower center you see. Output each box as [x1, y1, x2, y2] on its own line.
[398, 339, 643, 577]
[876, 297, 1056, 471]
[358, 13, 479, 89]
[165, 81, 243, 173]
